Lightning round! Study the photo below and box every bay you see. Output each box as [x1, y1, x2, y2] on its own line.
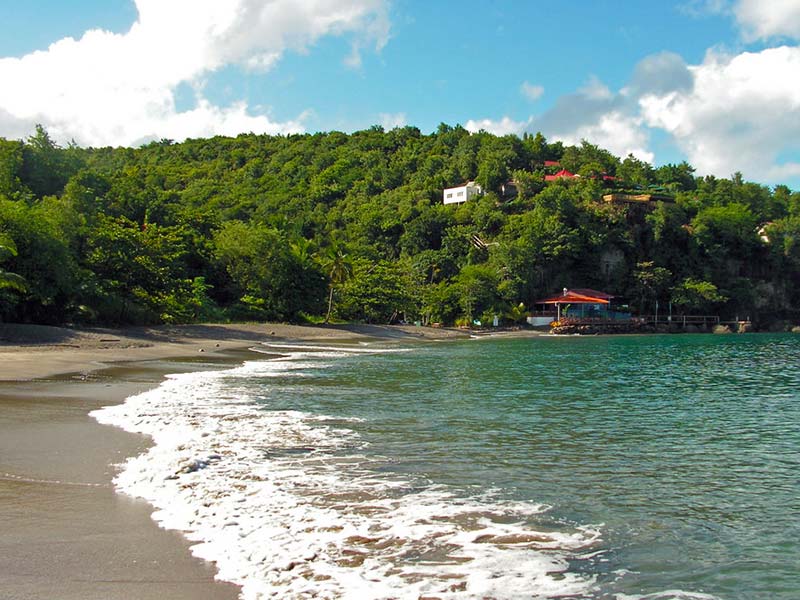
[96, 333, 800, 599]
[257, 333, 800, 599]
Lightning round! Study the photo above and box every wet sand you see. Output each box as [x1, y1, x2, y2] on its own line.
[0, 361, 246, 600]
[0, 322, 470, 599]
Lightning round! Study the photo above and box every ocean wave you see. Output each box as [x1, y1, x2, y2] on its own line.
[92, 352, 600, 599]
[260, 342, 413, 354]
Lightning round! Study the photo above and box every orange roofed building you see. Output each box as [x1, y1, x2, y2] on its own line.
[528, 288, 631, 326]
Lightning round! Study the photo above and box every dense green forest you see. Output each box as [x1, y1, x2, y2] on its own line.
[0, 124, 798, 328]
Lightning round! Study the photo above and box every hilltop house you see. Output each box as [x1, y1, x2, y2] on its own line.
[544, 168, 578, 182]
[443, 181, 483, 205]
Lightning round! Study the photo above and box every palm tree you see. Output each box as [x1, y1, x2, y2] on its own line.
[322, 240, 353, 324]
[505, 302, 527, 325]
[0, 235, 26, 292]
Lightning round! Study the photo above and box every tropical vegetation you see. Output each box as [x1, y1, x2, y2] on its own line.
[0, 124, 798, 327]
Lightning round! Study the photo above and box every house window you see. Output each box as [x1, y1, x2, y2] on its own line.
[446, 193, 453, 198]
[457, 190, 464, 196]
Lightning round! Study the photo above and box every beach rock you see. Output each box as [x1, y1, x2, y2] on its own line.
[737, 321, 753, 333]
[713, 325, 732, 334]
[791, 325, 800, 334]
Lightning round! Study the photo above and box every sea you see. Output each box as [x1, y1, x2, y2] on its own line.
[91, 333, 800, 600]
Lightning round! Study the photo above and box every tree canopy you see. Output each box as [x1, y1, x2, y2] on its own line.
[0, 125, 797, 326]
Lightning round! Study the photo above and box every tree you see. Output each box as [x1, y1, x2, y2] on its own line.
[654, 161, 696, 191]
[455, 264, 500, 323]
[0, 139, 24, 197]
[671, 278, 727, 313]
[617, 154, 654, 188]
[338, 259, 412, 323]
[0, 197, 77, 323]
[505, 302, 527, 325]
[85, 216, 191, 323]
[633, 261, 671, 313]
[19, 125, 82, 198]
[321, 239, 354, 323]
[559, 140, 619, 176]
[691, 203, 758, 267]
[0, 234, 26, 292]
[214, 221, 325, 321]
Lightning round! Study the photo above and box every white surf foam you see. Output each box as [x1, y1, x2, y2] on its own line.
[261, 342, 413, 354]
[92, 350, 600, 599]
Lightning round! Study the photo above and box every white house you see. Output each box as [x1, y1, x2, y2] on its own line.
[443, 181, 483, 205]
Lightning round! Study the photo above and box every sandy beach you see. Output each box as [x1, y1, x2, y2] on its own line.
[0, 322, 468, 600]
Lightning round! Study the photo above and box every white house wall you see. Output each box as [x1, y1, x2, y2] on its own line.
[443, 182, 482, 204]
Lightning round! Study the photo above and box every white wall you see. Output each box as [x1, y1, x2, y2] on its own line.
[443, 182, 482, 204]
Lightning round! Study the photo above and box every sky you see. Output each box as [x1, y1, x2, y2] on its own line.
[1, 0, 799, 188]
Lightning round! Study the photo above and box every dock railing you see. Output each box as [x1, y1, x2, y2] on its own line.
[640, 314, 720, 327]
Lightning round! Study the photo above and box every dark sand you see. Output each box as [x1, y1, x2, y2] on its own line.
[0, 360, 247, 600]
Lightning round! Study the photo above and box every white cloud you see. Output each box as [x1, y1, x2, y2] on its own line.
[680, 0, 800, 42]
[464, 116, 530, 136]
[532, 75, 653, 161]
[734, 0, 800, 41]
[641, 46, 800, 180]
[378, 112, 406, 129]
[550, 111, 654, 164]
[0, 0, 390, 146]
[520, 81, 544, 101]
[579, 75, 613, 100]
[465, 44, 800, 184]
[678, 0, 731, 18]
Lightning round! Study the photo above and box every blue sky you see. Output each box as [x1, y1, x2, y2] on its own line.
[1, 0, 799, 187]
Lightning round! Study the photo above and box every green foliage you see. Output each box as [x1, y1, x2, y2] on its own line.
[214, 221, 326, 321]
[617, 154, 654, 188]
[691, 203, 758, 267]
[505, 302, 527, 324]
[321, 239, 354, 323]
[338, 259, 412, 323]
[671, 278, 727, 313]
[0, 232, 27, 294]
[0, 139, 24, 197]
[559, 140, 619, 176]
[654, 162, 696, 191]
[454, 264, 500, 322]
[632, 261, 672, 313]
[0, 124, 796, 326]
[84, 216, 191, 323]
[0, 196, 76, 323]
[20, 125, 82, 198]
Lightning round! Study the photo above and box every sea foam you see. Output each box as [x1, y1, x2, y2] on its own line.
[91, 347, 600, 599]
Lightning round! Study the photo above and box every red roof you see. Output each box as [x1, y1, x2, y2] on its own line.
[544, 160, 561, 167]
[535, 288, 613, 305]
[544, 169, 577, 181]
[570, 288, 615, 300]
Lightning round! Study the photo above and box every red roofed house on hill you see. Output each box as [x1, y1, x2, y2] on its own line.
[544, 169, 578, 182]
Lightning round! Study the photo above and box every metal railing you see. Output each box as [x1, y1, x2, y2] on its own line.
[640, 314, 720, 326]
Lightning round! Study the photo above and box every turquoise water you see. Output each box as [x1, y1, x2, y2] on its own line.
[255, 334, 800, 599]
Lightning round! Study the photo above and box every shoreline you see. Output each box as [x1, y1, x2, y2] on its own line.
[0, 322, 470, 600]
[0, 322, 472, 382]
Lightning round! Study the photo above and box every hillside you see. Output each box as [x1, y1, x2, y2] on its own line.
[1, 125, 798, 327]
